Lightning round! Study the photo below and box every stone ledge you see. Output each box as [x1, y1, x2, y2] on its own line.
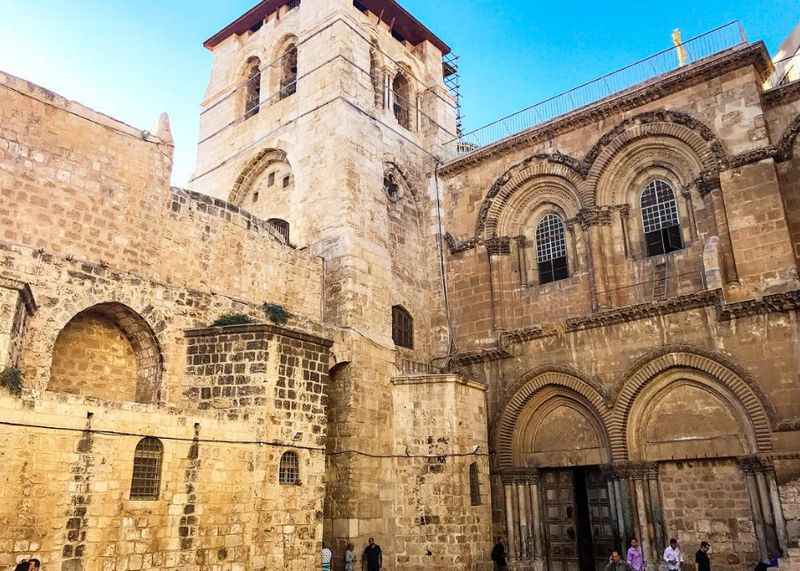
[185, 322, 333, 348]
[391, 373, 486, 392]
[0, 276, 37, 314]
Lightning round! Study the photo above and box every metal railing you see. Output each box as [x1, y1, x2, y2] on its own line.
[445, 21, 747, 155]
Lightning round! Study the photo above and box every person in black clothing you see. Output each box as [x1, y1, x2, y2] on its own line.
[362, 537, 382, 571]
[695, 541, 711, 571]
[491, 537, 508, 570]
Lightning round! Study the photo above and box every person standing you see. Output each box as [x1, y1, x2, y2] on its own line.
[664, 538, 684, 571]
[695, 541, 711, 571]
[322, 543, 333, 571]
[491, 537, 508, 570]
[362, 537, 382, 571]
[605, 550, 632, 571]
[626, 537, 645, 571]
[345, 542, 356, 571]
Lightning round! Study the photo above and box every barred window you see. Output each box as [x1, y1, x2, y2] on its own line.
[392, 305, 413, 349]
[130, 437, 163, 500]
[469, 462, 481, 506]
[280, 46, 298, 99]
[244, 57, 261, 119]
[641, 179, 683, 257]
[535, 214, 569, 285]
[267, 218, 290, 244]
[279, 451, 300, 485]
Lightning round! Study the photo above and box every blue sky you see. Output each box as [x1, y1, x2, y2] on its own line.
[1, 1, 797, 187]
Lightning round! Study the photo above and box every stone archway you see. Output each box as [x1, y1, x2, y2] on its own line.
[49, 302, 163, 403]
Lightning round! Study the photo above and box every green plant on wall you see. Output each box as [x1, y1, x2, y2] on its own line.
[262, 303, 290, 325]
[0, 367, 23, 396]
[211, 314, 255, 327]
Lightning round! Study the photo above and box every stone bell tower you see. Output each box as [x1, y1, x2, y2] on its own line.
[191, 1, 491, 569]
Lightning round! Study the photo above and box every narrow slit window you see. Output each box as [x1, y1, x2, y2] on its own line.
[392, 305, 413, 349]
[282, 175, 291, 189]
[130, 437, 163, 501]
[280, 46, 298, 99]
[641, 179, 683, 257]
[536, 214, 569, 285]
[279, 451, 300, 484]
[268, 172, 275, 187]
[469, 462, 481, 506]
[244, 57, 261, 119]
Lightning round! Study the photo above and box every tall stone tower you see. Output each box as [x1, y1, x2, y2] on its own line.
[191, 1, 492, 569]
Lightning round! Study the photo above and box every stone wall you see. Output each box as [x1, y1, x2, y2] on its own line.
[389, 375, 493, 571]
[660, 460, 758, 571]
[0, 392, 327, 571]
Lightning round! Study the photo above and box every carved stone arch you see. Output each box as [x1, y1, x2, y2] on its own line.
[584, 110, 728, 205]
[776, 112, 800, 162]
[230, 148, 289, 206]
[495, 370, 613, 470]
[612, 349, 774, 462]
[48, 302, 164, 404]
[383, 160, 417, 201]
[476, 154, 585, 239]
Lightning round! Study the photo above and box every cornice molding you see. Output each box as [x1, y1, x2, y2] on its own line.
[439, 44, 771, 177]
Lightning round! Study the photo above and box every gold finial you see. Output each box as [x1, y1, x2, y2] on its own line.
[672, 28, 688, 67]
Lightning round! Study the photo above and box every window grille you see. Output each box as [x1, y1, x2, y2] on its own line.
[268, 219, 290, 244]
[280, 46, 298, 99]
[535, 214, 569, 285]
[244, 58, 261, 119]
[279, 451, 300, 484]
[130, 437, 163, 500]
[641, 179, 683, 257]
[469, 463, 481, 506]
[392, 305, 413, 349]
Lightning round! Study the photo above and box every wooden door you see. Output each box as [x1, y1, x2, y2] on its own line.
[586, 469, 616, 569]
[542, 470, 579, 571]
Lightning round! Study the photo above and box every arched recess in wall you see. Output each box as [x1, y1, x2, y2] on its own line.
[391, 64, 415, 131]
[613, 349, 774, 463]
[585, 110, 727, 207]
[242, 56, 262, 119]
[495, 370, 613, 470]
[475, 154, 585, 240]
[229, 148, 293, 208]
[49, 303, 163, 404]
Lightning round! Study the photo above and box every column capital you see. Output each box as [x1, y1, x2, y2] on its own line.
[738, 455, 774, 473]
[612, 462, 659, 480]
[499, 468, 540, 485]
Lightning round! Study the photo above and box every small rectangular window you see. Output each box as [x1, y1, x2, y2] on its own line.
[282, 175, 291, 188]
[252, 192, 259, 203]
[268, 172, 275, 187]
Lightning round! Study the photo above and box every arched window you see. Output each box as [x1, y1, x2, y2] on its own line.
[244, 57, 261, 119]
[130, 437, 163, 500]
[392, 73, 411, 129]
[279, 451, 300, 484]
[536, 214, 569, 285]
[280, 45, 298, 99]
[392, 305, 413, 349]
[267, 218, 290, 244]
[641, 179, 683, 257]
[469, 462, 481, 506]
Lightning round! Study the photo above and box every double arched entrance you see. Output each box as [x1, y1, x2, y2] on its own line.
[494, 351, 786, 571]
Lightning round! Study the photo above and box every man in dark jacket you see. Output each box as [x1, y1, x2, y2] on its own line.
[695, 541, 711, 571]
[491, 537, 508, 570]
[605, 550, 632, 571]
[362, 537, 382, 571]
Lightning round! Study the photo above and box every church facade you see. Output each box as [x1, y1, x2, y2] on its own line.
[0, 1, 799, 570]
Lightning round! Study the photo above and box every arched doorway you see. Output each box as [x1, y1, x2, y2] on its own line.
[496, 373, 615, 571]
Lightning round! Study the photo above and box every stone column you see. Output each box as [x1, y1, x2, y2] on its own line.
[504, 481, 518, 560]
[740, 456, 789, 558]
[517, 482, 530, 560]
[742, 458, 770, 559]
[765, 469, 790, 552]
[529, 473, 544, 566]
[626, 463, 661, 570]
